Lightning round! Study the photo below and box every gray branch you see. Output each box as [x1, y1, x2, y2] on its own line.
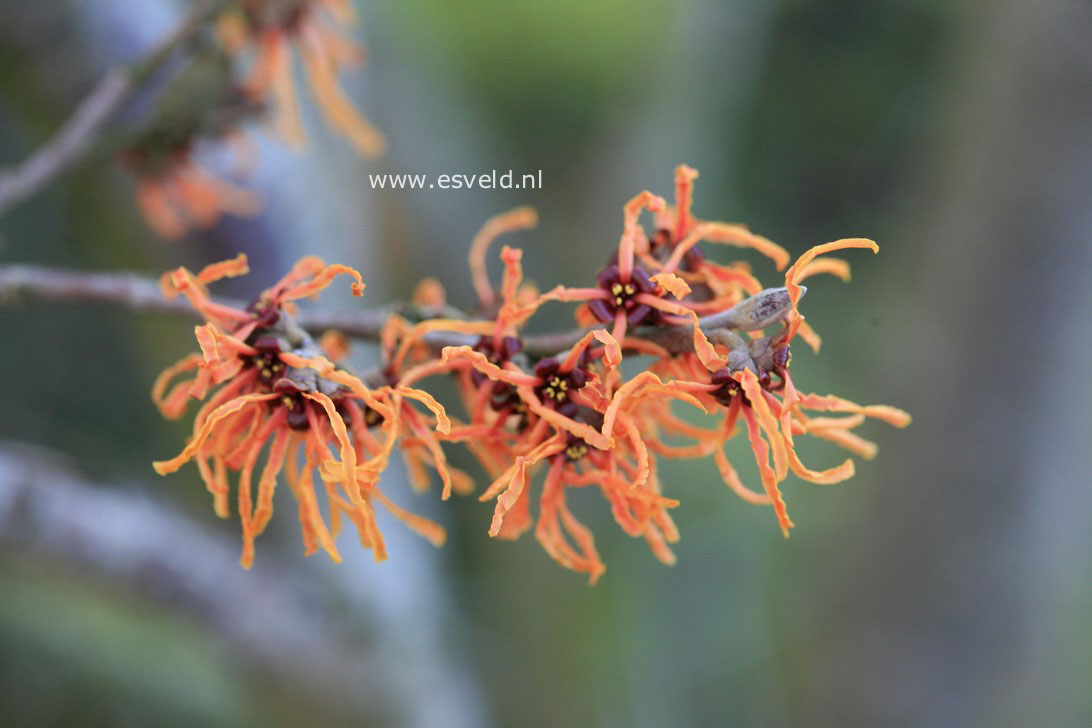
[0, 0, 232, 217]
[0, 262, 797, 362]
[0, 440, 483, 724]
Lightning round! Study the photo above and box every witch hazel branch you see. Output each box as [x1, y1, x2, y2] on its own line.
[144, 165, 910, 583]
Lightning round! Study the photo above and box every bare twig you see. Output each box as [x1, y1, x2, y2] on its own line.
[0, 261, 390, 333]
[0, 262, 794, 358]
[0, 0, 232, 217]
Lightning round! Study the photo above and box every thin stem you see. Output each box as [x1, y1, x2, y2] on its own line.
[0, 262, 391, 336]
[0, 263, 794, 359]
[0, 0, 232, 217]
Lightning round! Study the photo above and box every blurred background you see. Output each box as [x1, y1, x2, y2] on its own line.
[1, 0, 1090, 725]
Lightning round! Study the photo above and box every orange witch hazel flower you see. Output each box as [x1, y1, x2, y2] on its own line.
[540, 167, 792, 344]
[116, 44, 267, 240]
[381, 207, 720, 582]
[150, 165, 909, 582]
[411, 168, 905, 578]
[221, 0, 385, 157]
[152, 254, 449, 567]
[122, 145, 261, 240]
[637, 243, 912, 538]
[533, 167, 911, 542]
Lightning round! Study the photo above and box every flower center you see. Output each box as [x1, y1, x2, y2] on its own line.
[245, 336, 287, 385]
[588, 264, 656, 325]
[273, 385, 356, 431]
[710, 367, 747, 407]
[277, 390, 311, 430]
[533, 357, 588, 408]
[471, 335, 524, 413]
[541, 374, 570, 402]
[564, 441, 589, 462]
[252, 352, 285, 384]
[362, 405, 383, 428]
[246, 299, 281, 329]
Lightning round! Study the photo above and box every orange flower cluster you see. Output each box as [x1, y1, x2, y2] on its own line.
[123, 0, 381, 238]
[153, 166, 909, 582]
[152, 254, 449, 567]
[222, 0, 385, 157]
[125, 147, 262, 240]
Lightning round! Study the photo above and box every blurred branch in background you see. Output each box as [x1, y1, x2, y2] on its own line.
[0, 439, 382, 699]
[0, 439, 467, 723]
[0, 0, 230, 218]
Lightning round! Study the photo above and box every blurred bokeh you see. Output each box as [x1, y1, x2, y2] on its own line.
[1, 0, 1090, 726]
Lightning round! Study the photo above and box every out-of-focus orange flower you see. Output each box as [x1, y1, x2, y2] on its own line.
[123, 146, 260, 240]
[116, 45, 265, 239]
[224, 0, 385, 157]
[412, 278, 447, 309]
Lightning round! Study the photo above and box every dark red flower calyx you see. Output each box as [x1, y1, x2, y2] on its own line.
[588, 264, 656, 325]
[380, 365, 401, 387]
[475, 335, 523, 362]
[471, 335, 522, 386]
[247, 298, 281, 329]
[533, 357, 588, 411]
[563, 434, 590, 463]
[772, 343, 791, 370]
[649, 227, 705, 272]
[270, 377, 354, 431]
[710, 367, 749, 407]
[471, 335, 525, 413]
[361, 405, 383, 428]
[247, 336, 287, 386]
[271, 379, 312, 430]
